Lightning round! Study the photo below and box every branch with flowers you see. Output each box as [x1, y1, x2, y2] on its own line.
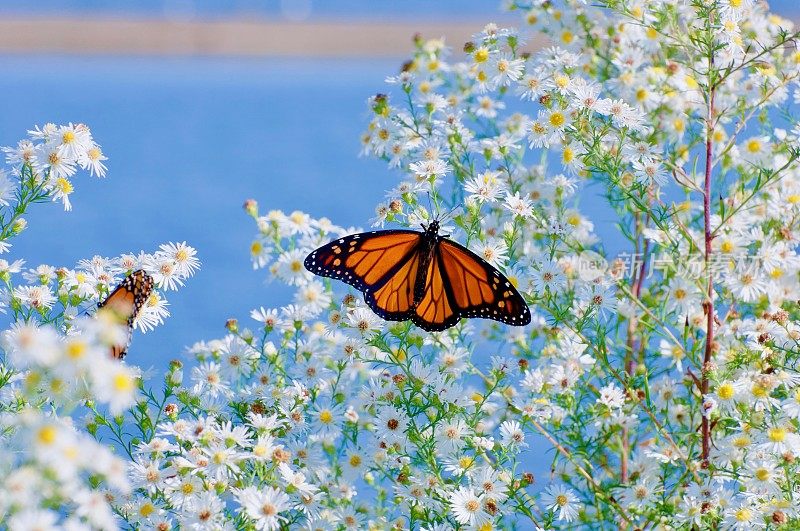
[3, 0, 800, 529]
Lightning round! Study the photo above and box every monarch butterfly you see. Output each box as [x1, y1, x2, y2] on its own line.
[304, 220, 531, 331]
[97, 269, 154, 359]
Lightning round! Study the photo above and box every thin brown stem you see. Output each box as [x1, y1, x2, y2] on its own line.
[700, 19, 716, 468]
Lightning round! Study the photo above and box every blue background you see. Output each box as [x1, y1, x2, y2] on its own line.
[0, 56, 394, 364]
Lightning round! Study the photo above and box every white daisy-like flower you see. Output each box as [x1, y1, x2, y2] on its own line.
[449, 486, 489, 526]
[503, 191, 534, 218]
[234, 486, 291, 531]
[474, 238, 508, 268]
[540, 484, 581, 522]
[499, 420, 527, 449]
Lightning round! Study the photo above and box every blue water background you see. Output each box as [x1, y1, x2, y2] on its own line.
[0, 56, 397, 356]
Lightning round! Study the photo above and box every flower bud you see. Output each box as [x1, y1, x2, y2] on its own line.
[164, 403, 178, 418]
[11, 218, 26, 234]
[371, 93, 389, 117]
[168, 368, 183, 386]
[242, 198, 258, 218]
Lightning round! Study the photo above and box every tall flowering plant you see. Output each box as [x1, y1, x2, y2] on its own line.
[3, 0, 800, 529]
[0, 125, 198, 529]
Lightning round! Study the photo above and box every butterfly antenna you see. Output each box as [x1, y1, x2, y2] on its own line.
[442, 203, 462, 224]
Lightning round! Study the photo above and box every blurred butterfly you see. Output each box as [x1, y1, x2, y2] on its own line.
[97, 269, 154, 359]
[304, 220, 531, 331]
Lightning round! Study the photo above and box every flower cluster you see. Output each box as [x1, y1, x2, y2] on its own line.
[0, 125, 199, 528]
[2, 122, 107, 215]
[0, 316, 137, 527]
[3, 241, 198, 333]
[120, 205, 544, 530]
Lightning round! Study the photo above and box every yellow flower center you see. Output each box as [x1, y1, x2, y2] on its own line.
[717, 382, 734, 400]
[733, 435, 750, 448]
[50, 378, 65, 394]
[66, 340, 87, 360]
[113, 372, 135, 393]
[556, 494, 568, 506]
[746, 139, 762, 153]
[319, 409, 333, 424]
[474, 48, 489, 63]
[755, 467, 770, 481]
[751, 383, 768, 398]
[768, 427, 786, 443]
[37, 425, 57, 446]
[735, 508, 751, 522]
[349, 454, 362, 467]
[181, 482, 195, 494]
[55, 177, 73, 194]
[139, 502, 156, 517]
[549, 111, 565, 128]
[62, 131, 76, 144]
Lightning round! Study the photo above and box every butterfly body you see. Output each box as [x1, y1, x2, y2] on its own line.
[97, 269, 154, 359]
[412, 221, 441, 303]
[305, 222, 531, 332]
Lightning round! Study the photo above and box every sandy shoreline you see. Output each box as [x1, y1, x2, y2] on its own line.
[0, 16, 542, 57]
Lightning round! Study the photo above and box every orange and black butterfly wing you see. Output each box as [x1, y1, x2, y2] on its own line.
[410, 245, 462, 332]
[304, 230, 422, 321]
[433, 238, 531, 328]
[97, 269, 154, 359]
